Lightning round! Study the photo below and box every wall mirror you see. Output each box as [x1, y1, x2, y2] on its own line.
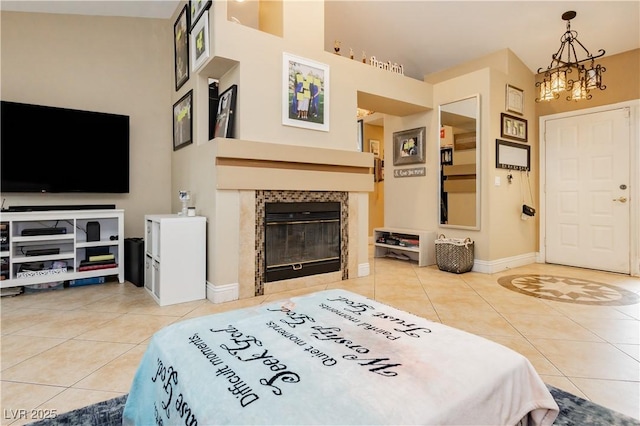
[439, 95, 480, 229]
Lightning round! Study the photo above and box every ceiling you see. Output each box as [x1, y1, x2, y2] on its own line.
[1, 1, 638, 81]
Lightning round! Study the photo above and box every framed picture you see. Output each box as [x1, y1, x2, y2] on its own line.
[393, 127, 426, 166]
[189, 0, 212, 31]
[506, 84, 524, 115]
[370, 139, 380, 157]
[282, 52, 330, 132]
[496, 139, 530, 171]
[214, 84, 237, 139]
[190, 9, 209, 73]
[501, 113, 528, 142]
[173, 90, 193, 151]
[357, 119, 363, 151]
[173, 5, 189, 91]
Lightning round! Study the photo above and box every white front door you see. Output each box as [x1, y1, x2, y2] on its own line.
[545, 108, 630, 274]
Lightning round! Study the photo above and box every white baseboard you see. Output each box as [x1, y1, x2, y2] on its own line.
[472, 252, 537, 274]
[206, 281, 239, 304]
[358, 262, 370, 277]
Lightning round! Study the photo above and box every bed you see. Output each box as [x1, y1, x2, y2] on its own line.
[123, 289, 559, 425]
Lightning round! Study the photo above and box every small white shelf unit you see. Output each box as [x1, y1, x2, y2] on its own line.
[0, 209, 125, 289]
[144, 214, 206, 306]
[373, 227, 436, 267]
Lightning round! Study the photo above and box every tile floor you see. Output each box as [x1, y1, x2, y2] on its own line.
[1, 254, 639, 425]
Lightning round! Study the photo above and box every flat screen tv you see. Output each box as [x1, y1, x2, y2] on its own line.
[1, 100, 130, 193]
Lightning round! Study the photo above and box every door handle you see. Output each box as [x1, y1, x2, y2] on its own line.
[613, 196, 628, 203]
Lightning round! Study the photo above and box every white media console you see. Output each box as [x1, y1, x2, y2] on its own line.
[0, 209, 125, 290]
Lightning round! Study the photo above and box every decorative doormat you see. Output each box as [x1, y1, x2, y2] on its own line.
[497, 274, 640, 306]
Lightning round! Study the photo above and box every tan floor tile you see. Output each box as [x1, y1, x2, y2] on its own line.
[1, 308, 67, 335]
[11, 310, 121, 339]
[182, 295, 267, 319]
[1, 339, 134, 387]
[0, 381, 65, 426]
[569, 377, 640, 420]
[615, 343, 639, 361]
[539, 375, 588, 399]
[1, 334, 66, 370]
[438, 309, 521, 338]
[75, 313, 179, 344]
[502, 312, 604, 342]
[575, 317, 640, 345]
[73, 344, 148, 393]
[529, 338, 640, 381]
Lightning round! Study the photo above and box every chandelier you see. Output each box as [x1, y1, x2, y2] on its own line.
[535, 11, 606, 102]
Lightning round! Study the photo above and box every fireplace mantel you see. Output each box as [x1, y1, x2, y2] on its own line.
[213, 138, 374, 192]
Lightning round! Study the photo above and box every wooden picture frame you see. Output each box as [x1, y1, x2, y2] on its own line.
[173, 90, 193, 151]
[173, 5, 189, 91]
[501, 113, 528, 142]
[213, 84, 237, 138]
[393, 127, 426, 166]
[370, 139, 380, 157]
[282, 52, 330, 132]
[506, 84, 524, 115]
[190, 9, 209, 73]
[189, 0, 212, 31]
[496, 139, 530, 171]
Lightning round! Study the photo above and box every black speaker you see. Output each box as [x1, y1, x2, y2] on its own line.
[124, 237, 144, 287]
[87, 221, 100, 242]
[86, 221, 109, 260]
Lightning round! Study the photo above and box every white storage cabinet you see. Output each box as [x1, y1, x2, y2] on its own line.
[373, 227, 436, 267]
[144, 214, 206, 306]
[0, 209, 124, 289]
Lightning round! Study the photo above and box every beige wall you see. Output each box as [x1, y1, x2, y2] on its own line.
[0, 12, 173, 238]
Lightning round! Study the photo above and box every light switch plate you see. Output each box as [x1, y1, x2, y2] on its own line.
[494, 176, 501, 186]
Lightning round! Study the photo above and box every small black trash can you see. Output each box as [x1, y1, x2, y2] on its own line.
[124, 237, 144, 287]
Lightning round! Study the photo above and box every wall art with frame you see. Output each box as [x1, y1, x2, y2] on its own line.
[190, 9, 209, 73]
[173, 90, 193, 151]
[393, 127, 426, 166]
[495, 139, 530, 171]
[213, 84, 237, 138]
[506, 84, 524, 115]
[189, 0, 212, 30]
[500, 113, 528, 142]
[282, 52, 330, 132]
[173, 5, 189, 91]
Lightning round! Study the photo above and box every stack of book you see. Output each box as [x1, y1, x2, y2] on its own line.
[78, 253, 117, 271]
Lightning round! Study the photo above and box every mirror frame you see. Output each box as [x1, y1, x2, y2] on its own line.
[438, 94, 481, 230]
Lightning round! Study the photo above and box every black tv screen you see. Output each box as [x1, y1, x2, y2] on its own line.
[1, 101, 130, 193]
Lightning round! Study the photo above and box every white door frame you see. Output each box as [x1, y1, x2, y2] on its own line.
[538, 100, 640, 277]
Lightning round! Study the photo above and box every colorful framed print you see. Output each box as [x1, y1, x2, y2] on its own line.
[173, 90, 193, 151]
[189, 0, 212, 31]
[213, 84, 237, 139]
[393, 127, 426, 166]
[282, 52, 330, 132]
[173, 5, 189, 91]
[190, 9, 209, 73]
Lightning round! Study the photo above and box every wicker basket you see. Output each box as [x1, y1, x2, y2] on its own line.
[435, 234, 474, 274]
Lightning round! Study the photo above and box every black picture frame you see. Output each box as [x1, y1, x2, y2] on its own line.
[496, 139, 530, 171]
[173, 5, 189, 91]
[213, 85, 237, 139]
[189, 0, 212, 31]
[500, 113, 528, 142]
[173, 90, 193, 151]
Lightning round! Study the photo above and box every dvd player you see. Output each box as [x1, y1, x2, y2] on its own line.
[26, 248, 60, 256]
[21, 227, 67, 236]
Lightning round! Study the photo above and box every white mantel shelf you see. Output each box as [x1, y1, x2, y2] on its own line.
[213, 138, 374, 192]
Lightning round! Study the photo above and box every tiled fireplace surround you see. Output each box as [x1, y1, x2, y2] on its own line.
[208, 139, 373, 303]
[254, 190, 349, 295]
